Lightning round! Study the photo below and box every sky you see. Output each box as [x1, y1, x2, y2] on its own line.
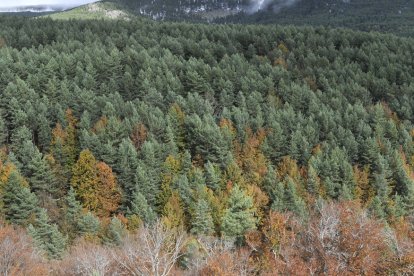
[0, 0, 97, 8]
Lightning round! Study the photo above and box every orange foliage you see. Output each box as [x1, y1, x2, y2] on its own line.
[95, 162, 121, 218]
[130, 123, 148, 150]
[353, 165, 373, 205]
[0, 223, 48, 275]
[234, 128, 268, 186]
[245, 185, 269, 225]
[276, 156, 302, 181]
[273, 57, 287, 69]
[71, 150, 120, 218]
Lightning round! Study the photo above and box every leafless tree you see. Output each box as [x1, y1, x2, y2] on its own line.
[113, 220, 186, 276]
[0, 222, 48, 276]
[56, 239, 117, 276]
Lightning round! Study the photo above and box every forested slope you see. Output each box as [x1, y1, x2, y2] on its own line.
[100, 0, 414, 36]
[225, 0, 414, 37]
[0, 16, 413, 273]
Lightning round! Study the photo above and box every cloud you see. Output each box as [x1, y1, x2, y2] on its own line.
[0, 0, 97, 8]
[247, 0, 301, 14]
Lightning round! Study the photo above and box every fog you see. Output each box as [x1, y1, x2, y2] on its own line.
[248, 0, 301, 14]
[0, 0, 97, 8]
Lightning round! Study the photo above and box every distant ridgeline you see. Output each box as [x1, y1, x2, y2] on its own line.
[106, 0, 414, 36]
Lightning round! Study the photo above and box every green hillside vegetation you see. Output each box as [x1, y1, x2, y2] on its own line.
[225, 0, 414, 37]
[100, 0, 414, 37]
[0, 12, 413, 273]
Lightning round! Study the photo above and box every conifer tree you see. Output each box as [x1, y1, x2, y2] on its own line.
[128, 191, 156, 224]
[368, 196, 386, 220]
[104, 216, 126, 246]
[0, 111, 8, 146]
[204, 161, 221, 191]
[27, 149, 57, 196]
[306, 165, 320, 196]
[3, 171, 38, 226]
[28, 208, 67, 259]
[77, 212, 101, 237]
[221, 185, 257, 237]
[117, 139, 139, 204]
[284, 177, 308, 219]
[191, 198, 215, 236]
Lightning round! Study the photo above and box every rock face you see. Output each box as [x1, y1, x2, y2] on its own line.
[87, 3, 130, 20]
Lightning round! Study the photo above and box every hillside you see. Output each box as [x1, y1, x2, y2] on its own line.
[99, 0, 414, 36]
[225, 0, 414, 37]
[0, 13, 413, 273]
[45, 2, 131, 20]
[45, 0, 414, 36]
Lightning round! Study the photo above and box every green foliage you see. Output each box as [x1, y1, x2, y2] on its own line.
[28, 209, 67, 259]
[104, 216, 127, 246]
[77, 212, 101, 237]
[128, 191, 156, 224]
[221, 185, 257, 237]
[0, 13, 413, 257]
[191, 198, 215, 236]
[3, 172, 38, 226]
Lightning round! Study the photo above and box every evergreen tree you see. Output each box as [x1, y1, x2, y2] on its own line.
[284, 177, 308, 219]
[0, 111, 8, 146]
[77, 212, 101, 237]
[27, 149, 57, 196]
[3, 172, 38, 226]
[117, 139, 139, 205]
[221, 185, 257, 237]
[368, 196, 386, 220]
[128, 191, 156, 224]
[191, 198, 215, 236]
[28, 209, 67, 259]
[104, 216, 126, 246]
[204, 161, 221, 191]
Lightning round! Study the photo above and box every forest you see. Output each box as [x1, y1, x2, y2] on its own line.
[0, 14, 413, 274]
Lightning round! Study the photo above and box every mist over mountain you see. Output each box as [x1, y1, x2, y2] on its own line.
[0, 0, 97, 12]
[76, 0, 407, 36]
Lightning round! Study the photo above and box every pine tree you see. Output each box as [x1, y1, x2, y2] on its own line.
[65, 187, 82, 223]
[128, 191, 156, 224]
[204, 161, 221, 191]
[77, 212, 101, 237]
[64, 187, 82, 237]
[0, 111, 8, 146]
[368, 196, 386, 220]
[104, 216, 127, 246]
[270, 182, 285, 212]
[117, 139, 139, 205]
[393, 194, 407, 219]
[28, 209, 67, 259]
[391, 151, 414, 209]
[191, 198, 215, 236]
[284, 177, 308, 219]
[3, 171, 38, 226]
[221, 185, 257, 237]
[135, 164, 157, 208]
[306, 165, 320, 196]
[27, 149, 57, 196]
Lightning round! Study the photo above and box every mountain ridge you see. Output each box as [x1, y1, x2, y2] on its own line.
[44, 0, 414, 36]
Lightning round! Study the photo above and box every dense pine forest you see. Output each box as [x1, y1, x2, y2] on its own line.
[0, 15, 414, 274]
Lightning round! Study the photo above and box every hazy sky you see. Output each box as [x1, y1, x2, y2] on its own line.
[0, 0, 97, 8]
